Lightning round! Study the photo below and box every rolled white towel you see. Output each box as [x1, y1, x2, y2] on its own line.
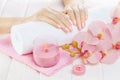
[10, 4, 115, 55]
[11, 22, 79, 55]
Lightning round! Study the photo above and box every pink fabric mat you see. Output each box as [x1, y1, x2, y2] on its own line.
[0, 35, 76, 76]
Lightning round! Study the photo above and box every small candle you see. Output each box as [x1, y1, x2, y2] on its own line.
[33, 44, 60, 68]
[72, 64, 86, 75]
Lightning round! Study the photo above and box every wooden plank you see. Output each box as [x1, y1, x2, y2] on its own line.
[6, 60, 40, 80]
[40, 64, 72, 80]
[25, 0, 53, 16]
[71, 59, 103, 80]
[0, 0, 12, 80]
[102, 59, 120, 80]
[0, 0, 8, 15]
[0, 52, 12, 80]
[5, 0, 40, 80]
[1, 0, 29, 17]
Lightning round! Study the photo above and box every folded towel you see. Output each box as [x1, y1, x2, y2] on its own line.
[11, 22, 79, 55]
[0, 35, 76, 76]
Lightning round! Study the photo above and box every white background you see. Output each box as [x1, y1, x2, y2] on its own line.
[0, 0, 120, 80]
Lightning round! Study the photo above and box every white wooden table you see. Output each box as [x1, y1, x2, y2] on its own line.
[0, 0, 120, 80]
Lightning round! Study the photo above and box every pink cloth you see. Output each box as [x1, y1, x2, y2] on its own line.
[0, 35, 75, 76]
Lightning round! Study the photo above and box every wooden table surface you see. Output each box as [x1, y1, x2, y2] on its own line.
[0, 0, 120, 80]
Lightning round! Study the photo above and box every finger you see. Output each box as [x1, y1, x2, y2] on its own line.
[49, 8, 72, 31]
[73, 6, 82, 30]
[40, 17, 68, 33]
[61, 27, 69, 33]
[58, 13, 72, 31]
[79, 6, 85, 28]
[43, 8, 67, 30]
[66, 7, 76, 25]
[84, 7, 88, 20]
[40, 17, 60, 29]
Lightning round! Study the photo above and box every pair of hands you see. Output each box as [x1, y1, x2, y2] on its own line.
[31, 2, 88, 33]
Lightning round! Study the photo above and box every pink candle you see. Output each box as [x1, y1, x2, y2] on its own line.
[33, 44, 60, 68]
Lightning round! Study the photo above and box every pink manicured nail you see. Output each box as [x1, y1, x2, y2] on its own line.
[82, 23, 85, 28]
[78, 25, 81, 30]
[69, 27, 73, 32]
[72, 64, 86, 75]
[65, 28, 69, 32]
[57, 25, 61, 29]
[73, 20, 76, 25]
[69, 20, 73, 24]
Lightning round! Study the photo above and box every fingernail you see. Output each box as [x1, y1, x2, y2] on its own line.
[56, 25, 60, 29]
[82, 23, 85, 28]
[66, 28, 71, 32]
[64, 28, 68, 32]
[78, 25, 81, 30]
[69, 20, 73, 24]
[73, 20, 76, 25]
[69, 27, 73, 32]
[57, 25, 61, 29]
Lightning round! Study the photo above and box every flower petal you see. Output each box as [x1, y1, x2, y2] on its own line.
[97, 39, 112, 51]
[81, 57, 89, 65]
[73, 32, 99, 45]
[87, 51, 102, 65]
[88, 21, 112, 40]
[82, 44, 96, 53]
[100, 49, 120, 64]
[108, 23, 120, 43]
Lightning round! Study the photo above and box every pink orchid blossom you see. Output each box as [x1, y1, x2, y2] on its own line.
[100, 23, 120, 64]
[88, 21, 120, 64]
[62, 21, 120, 65]
[73, 32, 99, 46]
[88, 21, 112, 40]
[108, 23, 120, 50]
[81, 44, 102, 65]
[100, 49, 120, 64]
[73, 31, 102, 65]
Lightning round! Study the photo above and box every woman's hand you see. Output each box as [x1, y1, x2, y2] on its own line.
[31, 8, 72, 33]
[0, 8, 72, 34]
[0, 17, 30, 34]
[63, 0, 88, 30]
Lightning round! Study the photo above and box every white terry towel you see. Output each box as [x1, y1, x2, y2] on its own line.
[11, 22, 79, 55]
[10, 4, 116, 55]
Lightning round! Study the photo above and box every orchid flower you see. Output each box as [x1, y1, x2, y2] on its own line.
[88, 21, 120, 64]
[81, 44, 102, 65]
[62, 31, 99, 58]
[73, 31, 99, 46]
[88, 21, 112, 40]
[100, 23, 120, 64]
[73, 31, 102, 65]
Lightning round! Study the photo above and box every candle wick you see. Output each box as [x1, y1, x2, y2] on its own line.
[44, 44, 49, 53]
[45, 49, 48, 53]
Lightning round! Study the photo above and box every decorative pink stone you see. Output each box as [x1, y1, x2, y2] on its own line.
[72, 64, 86, 75]
[33, 44, 60, 68]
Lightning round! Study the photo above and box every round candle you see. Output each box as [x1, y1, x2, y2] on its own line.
[72, 64, 86, 75]
[33, 44, 60, 68]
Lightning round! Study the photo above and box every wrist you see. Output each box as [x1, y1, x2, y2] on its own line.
[63, 0, 79, 7]
[13, 16, 34, 25]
